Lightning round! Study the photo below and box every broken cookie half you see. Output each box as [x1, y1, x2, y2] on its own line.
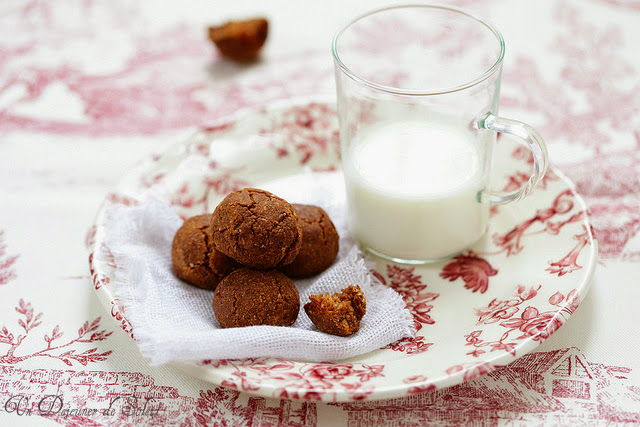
[304, 285, 366, 337]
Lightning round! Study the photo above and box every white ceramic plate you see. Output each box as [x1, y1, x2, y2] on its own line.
[88, 101, 597, 402]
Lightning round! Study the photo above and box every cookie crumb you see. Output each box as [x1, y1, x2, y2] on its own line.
[304, 285, 366, 337]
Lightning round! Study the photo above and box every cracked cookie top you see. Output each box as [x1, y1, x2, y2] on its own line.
[281, 204, 340, 278]
[171, 214, 240, 290]
[212, 268, 300, 328]
[211, 188, 302, 269]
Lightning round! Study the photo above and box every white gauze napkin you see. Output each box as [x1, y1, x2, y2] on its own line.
[105, 171, 414, 365]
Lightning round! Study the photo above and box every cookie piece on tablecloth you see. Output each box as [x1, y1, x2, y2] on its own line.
[208, 18, 268, 61]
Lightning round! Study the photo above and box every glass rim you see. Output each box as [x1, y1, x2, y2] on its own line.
[331, 3, 506, 96]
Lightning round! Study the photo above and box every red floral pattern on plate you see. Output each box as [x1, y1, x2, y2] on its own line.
[168, 165, 250, 218]
[492, 190, 575, 256]
[547, 226, 593, 276]
[446, 361, 497, 382]
[440, 251, 498, 294]
[507, 147, 560, 190]
[466, 286, 580, 359]
[259, 103, 340, 165]
[374, 266, 438, 355]
[200, 358, 384, 401]
[489, 189, 593, 275]
[402, 375, 437, 395]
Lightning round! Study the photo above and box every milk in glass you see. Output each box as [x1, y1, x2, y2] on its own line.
[343, 119, 489, 261]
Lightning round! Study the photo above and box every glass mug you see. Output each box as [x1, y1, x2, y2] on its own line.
[332, 4, 548, 264]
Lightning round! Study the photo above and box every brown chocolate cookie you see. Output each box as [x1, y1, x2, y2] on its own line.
[304, 285, 366, 337]
[212, 268, 300, 328]
[211, 188, 302, 269]
[171, 214, 239, 291]
[281, 204, 339, 278]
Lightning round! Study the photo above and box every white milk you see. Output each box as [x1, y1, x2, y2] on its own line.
[343, 119, 489, 261]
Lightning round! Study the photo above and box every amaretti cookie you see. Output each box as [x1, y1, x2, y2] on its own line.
[281, 204, 339, 278]
[212, 268, 300, 328]
[172, 214, 239, 290]
[211, 188, 302, 269]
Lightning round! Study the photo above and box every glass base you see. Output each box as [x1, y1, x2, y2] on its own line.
[362, 246, 465, 265]
[360, 232, 488, 265]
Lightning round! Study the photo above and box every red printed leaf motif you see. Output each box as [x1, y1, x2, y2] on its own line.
[0, 300, 113, 366]
[378, 265, 439, 354]
[440, 251, 498, 294]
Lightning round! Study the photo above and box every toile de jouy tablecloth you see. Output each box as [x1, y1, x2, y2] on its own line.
[1, 0, 640, 425]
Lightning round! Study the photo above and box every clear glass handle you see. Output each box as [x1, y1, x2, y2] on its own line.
[477, 112, 549, 205]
